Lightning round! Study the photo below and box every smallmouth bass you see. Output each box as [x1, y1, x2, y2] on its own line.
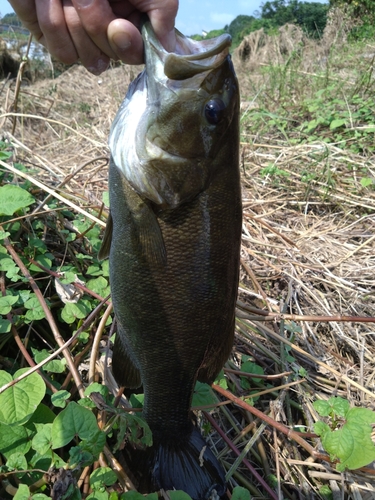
[100, 18, 242, 499]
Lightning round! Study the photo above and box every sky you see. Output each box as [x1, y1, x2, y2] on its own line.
[0, 0, 328, 37]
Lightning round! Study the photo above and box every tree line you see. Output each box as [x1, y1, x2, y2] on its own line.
[193, 0, 375, 46]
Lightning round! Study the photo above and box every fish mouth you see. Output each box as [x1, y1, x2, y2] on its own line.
[142, 18, 232, 81]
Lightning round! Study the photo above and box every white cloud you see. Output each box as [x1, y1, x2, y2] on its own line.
[210, 12, 235, 26]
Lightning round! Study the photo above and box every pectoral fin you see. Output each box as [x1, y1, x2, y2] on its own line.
[129, 189, 167, 267]
[112, 325, 142, 389]
[98, 212, 113, 260]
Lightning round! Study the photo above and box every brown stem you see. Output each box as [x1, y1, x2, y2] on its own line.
[212, 384, 329, 462]
[203, 411, 278, 500]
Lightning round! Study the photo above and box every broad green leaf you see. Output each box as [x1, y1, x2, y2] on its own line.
[86, 276, 109, 296]
[313, 400, 331, 417]
[51, 390, 70, 408]
[330, 119, 346, 130]
[346, 406, 375, 426]
[192, 382, 217, 409]
[121, 494, 157, 500]
[24, 296, 46, 322]
[6, 452, 28, 471]
[51, 402, 100, 449]
[314, 421, 330, 437]
[13, 484, 30, 500]
[27, 403, 56, 425]
[28, 254, 52, 272]
[241, 361, 264, 382]
[84, 383, 109, 399]
[129, 393, 144, 408]
[86, 492, 108, 500]
[0, 231, 10, 240]
[0, 318, 11, 334]
[321, 411, 375, 471]
[328, 396, 350, 417]
[61, 302, 90, 324]
[90, 467, 117, 488]
[0, 184, 35, 216]
[0, 369, 46, 425]
[0, 295, 18, 314]
[31, 424, 52, 455]
[32, 349, 66, 374]
[214, 370, 228, 389]
[168, 491, 193, 500]
[0, 424, 31, 458]
[360, 177, 373, 188]
[231, 486, 251, 500]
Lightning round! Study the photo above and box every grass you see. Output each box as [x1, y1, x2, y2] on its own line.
[0, 11, 375, 499]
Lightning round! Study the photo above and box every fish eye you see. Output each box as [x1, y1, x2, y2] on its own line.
[204, 98, 226, 125]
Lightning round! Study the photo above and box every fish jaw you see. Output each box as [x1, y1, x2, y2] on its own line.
[109, 21, 239, 209]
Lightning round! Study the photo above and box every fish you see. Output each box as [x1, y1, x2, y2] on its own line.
[99, 17, 242, 500]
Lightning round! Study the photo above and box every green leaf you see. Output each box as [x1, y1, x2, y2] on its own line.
[328, 396, 350, 417]
[86, 276, 109, 296]
[90, 467, 117, 489]
[314, 421, 330, 437]
[32, 349, 66, 374]
[313, 399, 331, 417]
[0, 295, 18, 314]
[24, 296, 46, 322]
[27, 403, 56, 425]
[0, 318, 11, 333]
[61, 302, 90, 324]
[0, 184, 35, 215]
[168, 491, 193, 500]
[84, 383, 109, 399]
[0, 424, 31, 458]
[192, 382, 217, 409]
[319, 406, 375, 471]
[51, 390, 70, 408]
[13, 484, 31, 500]
[330, 119, 346, 130]
[6, 452, 28, 471]
[0, 369, 46, 425]
[28, 255, 52, 272]
[51, 402, 101, 449]
[214, 370, 228, 389]
[31, 424, 52, 455]
[231, 486, 251, 500]
[121, 493, 157, 500]
[360, 177, 373, 187]
[86, 492, 108, 500]
[129, 393, 144, 408]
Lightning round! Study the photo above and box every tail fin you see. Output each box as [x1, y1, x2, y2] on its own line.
[148, 427, 226, 500]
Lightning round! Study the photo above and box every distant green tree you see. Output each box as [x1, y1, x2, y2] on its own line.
[260, 0, 328, 37]
[1, 12, 22, 26]
[328, 0, 375, 39]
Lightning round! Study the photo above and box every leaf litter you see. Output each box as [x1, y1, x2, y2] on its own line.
[0, 11, 374, 499]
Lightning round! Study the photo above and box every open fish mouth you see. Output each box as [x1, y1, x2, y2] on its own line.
[142, 19, 232, 82]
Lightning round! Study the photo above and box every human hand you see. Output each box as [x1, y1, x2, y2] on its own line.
[7, 0, 178, 74]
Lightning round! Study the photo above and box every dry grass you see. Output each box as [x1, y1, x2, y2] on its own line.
[0, 17, 374, 499]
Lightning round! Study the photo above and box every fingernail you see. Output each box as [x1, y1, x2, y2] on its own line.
[74, 0, 94, 7]
[88, 57, 109, 75]
[112, 32, 132, 51]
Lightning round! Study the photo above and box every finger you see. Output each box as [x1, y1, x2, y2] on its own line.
[35, 0, 79, 64]
[7, 0, 43, 40]
[62, 1, 110, 74]
[146, 0, 178, 52]
[107, 17, 144, 65]
[71, 0, 119, 60]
